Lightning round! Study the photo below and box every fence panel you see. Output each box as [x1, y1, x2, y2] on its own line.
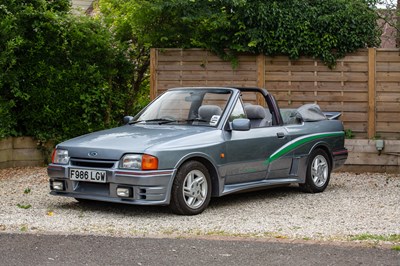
[152, 49, 259, 97]
[262, 51, 369, 138]
[151, 48, 400, 140]
[375, 49, 400, 139]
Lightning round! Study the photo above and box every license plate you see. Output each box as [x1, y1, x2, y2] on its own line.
[70, 169, 107, 183]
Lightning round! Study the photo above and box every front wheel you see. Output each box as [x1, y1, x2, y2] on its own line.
[169, 161, 211, 215]
[300, 149, 331, 193]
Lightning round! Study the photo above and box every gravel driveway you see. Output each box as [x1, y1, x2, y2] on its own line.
[0, 167, 399, 246]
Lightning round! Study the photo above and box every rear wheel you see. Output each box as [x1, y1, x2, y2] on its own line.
[300, 149, 331, 193]
[169, 161, 211, 215]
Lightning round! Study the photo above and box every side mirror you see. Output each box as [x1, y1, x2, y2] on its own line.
[231, 118, 251, 131]
[123, 116, 134, 124]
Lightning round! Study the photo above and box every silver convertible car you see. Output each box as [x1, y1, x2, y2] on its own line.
[48, 87, 348, 215]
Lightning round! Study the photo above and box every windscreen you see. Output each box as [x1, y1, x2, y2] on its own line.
[133, 89, 232, 127]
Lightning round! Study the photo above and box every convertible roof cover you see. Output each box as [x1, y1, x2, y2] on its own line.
[296, 104, 327, 122]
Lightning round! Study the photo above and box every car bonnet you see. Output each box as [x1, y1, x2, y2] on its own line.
[56, 124, 214, 160]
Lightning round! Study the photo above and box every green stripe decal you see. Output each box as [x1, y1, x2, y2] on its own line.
[265, 131, 344, 165]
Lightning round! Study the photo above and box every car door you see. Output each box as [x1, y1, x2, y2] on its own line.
[223, 98, 292, 184]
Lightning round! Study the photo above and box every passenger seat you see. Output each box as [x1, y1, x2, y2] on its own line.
[245, 105, 271, 128]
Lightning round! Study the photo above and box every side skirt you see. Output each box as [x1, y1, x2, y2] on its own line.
[221, 178, 300, 196]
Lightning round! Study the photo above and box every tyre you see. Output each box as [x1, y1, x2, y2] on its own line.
[169, 161, 212, 215]
[300, 148, 331, 193]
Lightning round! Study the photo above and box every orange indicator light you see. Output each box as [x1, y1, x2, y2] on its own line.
[142, 154, 158, 170]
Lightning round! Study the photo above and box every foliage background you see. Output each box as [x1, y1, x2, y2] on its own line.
[0, 0, 148, 142]
[0, 0, 382, 143]
[101, 0, 380, 67]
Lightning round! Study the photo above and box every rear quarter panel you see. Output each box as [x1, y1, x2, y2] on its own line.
[283, 120, 346, 181]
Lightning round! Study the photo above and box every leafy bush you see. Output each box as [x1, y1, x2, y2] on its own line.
[0, 99, 17, 139]
[110, 0, 381, 67]
[0, 0, 145, 142]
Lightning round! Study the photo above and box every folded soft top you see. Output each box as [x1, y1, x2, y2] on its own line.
[295, 104, 327, 122]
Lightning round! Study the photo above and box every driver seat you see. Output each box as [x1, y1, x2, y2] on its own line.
[198, 105, 222, 121]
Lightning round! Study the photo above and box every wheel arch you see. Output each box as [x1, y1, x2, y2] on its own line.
[300, 142, 333, 193]
[174, 154, 221, 197]
[309, 142, 333, 171]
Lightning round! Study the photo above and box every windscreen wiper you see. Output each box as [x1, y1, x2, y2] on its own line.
[185, 118, 207, 123]
[130, 118, 208, 125]
[129, 119, 176, 125]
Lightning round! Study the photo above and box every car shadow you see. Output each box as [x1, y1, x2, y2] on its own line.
[55, 185, 303, 216]
[208, 185, 302, 209]
[56, 199, 172, 216]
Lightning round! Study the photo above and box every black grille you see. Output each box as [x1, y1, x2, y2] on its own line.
[71, 159, 116, 169]
[74, 182, 109, 196]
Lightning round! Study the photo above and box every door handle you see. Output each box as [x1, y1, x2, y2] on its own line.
[276, 132, 285, 139]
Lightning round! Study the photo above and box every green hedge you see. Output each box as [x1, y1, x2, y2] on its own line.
[115, 0, 380, 67]
[0, 0, 148, 142]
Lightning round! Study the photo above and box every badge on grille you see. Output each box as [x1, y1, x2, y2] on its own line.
[88, 151, 98, 157]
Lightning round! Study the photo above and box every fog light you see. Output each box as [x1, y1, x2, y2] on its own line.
[117, 187, 132, 198]
[52, 181, 64, 191]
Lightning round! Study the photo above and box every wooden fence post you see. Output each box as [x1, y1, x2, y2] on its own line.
[368, 48, 376, 139]
[150, 48, 157, 100]
[257, 54, 266, 105]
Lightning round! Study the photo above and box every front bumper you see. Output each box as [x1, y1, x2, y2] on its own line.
[48, 163, 176, 205]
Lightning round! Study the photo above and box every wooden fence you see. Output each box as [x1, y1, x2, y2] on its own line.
[150, 48, 400, 140]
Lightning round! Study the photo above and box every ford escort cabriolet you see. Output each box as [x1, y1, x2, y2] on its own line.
[48, 87, 348, 215]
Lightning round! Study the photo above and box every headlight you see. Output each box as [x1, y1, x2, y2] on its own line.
[119, 154, 158, 170]
[51, 149, 69, 164]
[120, 154, 142, 169]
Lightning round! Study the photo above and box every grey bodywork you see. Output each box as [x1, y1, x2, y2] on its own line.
[48, 87, 348, 205]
